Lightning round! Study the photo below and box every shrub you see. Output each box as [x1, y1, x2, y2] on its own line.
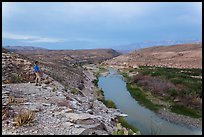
[14, 110, 35, 126]
[71, 88, 79, 95]
[128, 66, 202, 111]
[8, 96, 15, 105]
[103, 100, 116, 108]
[118, 117, 140, 133]
[112, 123, 141, 135]
[10, 75, 22, 83]
[126, 83, 162, 112]
[168, 88, 178, 96]
[131, 74, 145, 83]
[2, 107, 9, 120]
[132, 74, 176, 96]
[92, 79, 98, 87]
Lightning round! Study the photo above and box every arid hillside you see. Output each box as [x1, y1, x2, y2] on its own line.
[3, 47, 121, 89]
[102, 43, 202, 69]
[8, 48, 121, 65]
[2, 48, 35, 84]
[2, 48, 128, 135]
[2, 47, 85, 89]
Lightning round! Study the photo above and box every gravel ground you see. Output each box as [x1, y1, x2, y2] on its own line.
[157, 108, 202, 129]
[2, 77, 125, 135]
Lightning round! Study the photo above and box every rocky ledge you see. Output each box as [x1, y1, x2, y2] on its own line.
[2, 48, 129, 135]
[2, 76, 126, 135]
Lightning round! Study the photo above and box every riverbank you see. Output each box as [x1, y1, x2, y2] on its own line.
[88, 65, 141, 135]
[97, 67, 202, 135]
[158, 108, 202, 129]
[117, 67, 202, 129]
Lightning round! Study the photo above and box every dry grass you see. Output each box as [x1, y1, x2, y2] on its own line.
[8, 96, 15, 105]
[14, 109, 35, 126]
[2, 107, 9, 120]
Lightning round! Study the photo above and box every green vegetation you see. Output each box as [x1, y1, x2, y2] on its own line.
[92, 78, 99, 87]
[170, 105, 202, 118]
[121, 66, 202, 118]
[63, 85, 69, 91]
[167, 88, 178, 97]
[10, 75, 22, 83]
[138, 66, 202, 97]
[119, 71, 130, 81]
[103, 100, 117, 108]
[96, 88, 116, 109]
[94, 66, 141, 134]
[71, 88, 79, 95]
[94, 66, 108, 78]
[126, 82, 162, 112]
[118, 117, 140, 134]
[112, 123, 141, 135]
[98, 66, 108, 73]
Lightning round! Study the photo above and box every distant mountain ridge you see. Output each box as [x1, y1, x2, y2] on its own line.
[112, 39, 201, 53]
[4, 46, 48, 52]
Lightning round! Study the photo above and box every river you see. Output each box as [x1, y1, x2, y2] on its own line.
[98, 68, 202, 135]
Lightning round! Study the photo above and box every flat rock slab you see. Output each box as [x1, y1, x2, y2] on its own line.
[65, 113, 101, 122]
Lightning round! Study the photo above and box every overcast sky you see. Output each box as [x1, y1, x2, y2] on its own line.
[2, 2, 202, 49]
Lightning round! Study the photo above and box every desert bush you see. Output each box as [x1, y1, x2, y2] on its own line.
[138, 66, 202, 98]
[2, 107, 9, 120]
[134, 75, 176, 95]
[71, 88, 79, 95]
[14, 110, 35, 126]
[8, 96, 15, 105]
[9, 75, 22, 83]
[131, 74, 146, 83]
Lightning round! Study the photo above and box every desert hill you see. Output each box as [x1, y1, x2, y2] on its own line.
[102, 43, 202, 69]
[3, 47, 121, 89]
[4, 46, 121, 65]
[2, 47, 127, 135]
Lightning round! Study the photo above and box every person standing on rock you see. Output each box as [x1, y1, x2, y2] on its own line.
[34, 61, 41, 86]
